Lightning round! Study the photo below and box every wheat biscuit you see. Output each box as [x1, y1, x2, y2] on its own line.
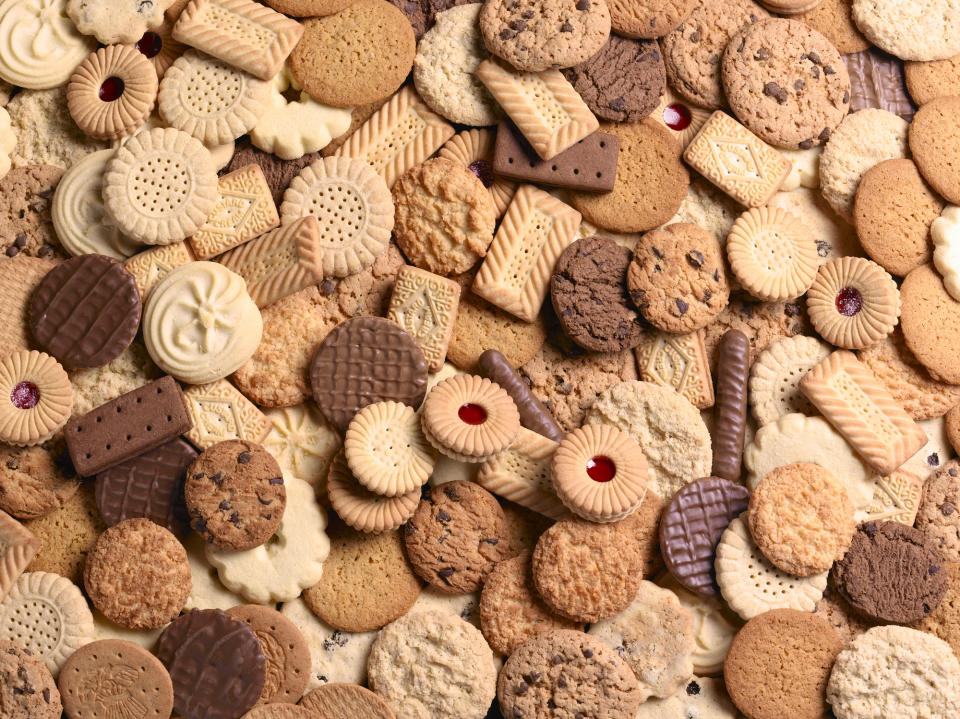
[715, 515, 828, 620]
[22, 483, 105, 585]
[854, 158, 943, 276]
[722, 19, 851, 150]
[910, 96, 960, 205]
[447, 294, 546, 372]
[588, 580, 696, 700]
[725, 609, 841, 719]
[0, 255, 54, 353]
[819, 108, 909, 221]
[0, 164, 66, 262]
[288, 0, 414, 108]
[827, 625, 960, 719]
[915, 460, 960, 562]
[911, 561, 960, 659]
[182, 380, 270, 452]
[302, 523, 420, 632]
[797, 0, 869, 54]
[906, 53, 960, 106]
[0, 639, 60, 718]
[851, 0, 960, 62]
[634, 328, 714, 410]
[749, 463, 856, 576]
[618, 491, 665, 580]
[900, 263, 960, 384]
[608, 0, 695, 39]
[569, 118, 688, 233]
[628, 223, 729, 333]
[368, 611, 496, 719]
[949, 405, 960, 456]
[807, 256, 900, 350]
[726, 206, 819, 301]
[0, 571, 93, 677]
[532, 515, 644, 622]
[326, 451, 420, 533]
[0, 352, 72, 448]
[498, 629, 642, 719]
[748, 335, 830, 426]
[661, 0, 769, 109]
[300, 684, 395, 719]
[0, 438, 77, 521]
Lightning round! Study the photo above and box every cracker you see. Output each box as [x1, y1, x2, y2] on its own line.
[472, 185, 581, 323]
[387, 265, 461, 373]
[123, 241, 195, 300]
[181, 378, 270, 450]
[634, 328, 715, 410]
[683, 111, 792, 207]
[475, 58, 599, 160]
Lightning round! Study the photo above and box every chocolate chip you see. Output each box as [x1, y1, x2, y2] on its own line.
[581, 648, 593, 658]
[575, 0, 590, 10]
[37, 245, 52, 257]
[816, 240, 831, 258]
[257, 495, 273, 505]
[438, 567, 455, 579]
[552, 654, 564, 665]
[229, 511, 240, 525]
[843, 90, 849, 104]
[209, 471, 223, 485]
[686, 250, 704, 268]
[237, 451, 251, 464]
[521, 8, 533, 18]
[807, 51, 821, 65]
[218, 500, 230, 511]
[13, 234, 26, 248]
[437, 509, 452, 522]
[763, 82, 787, 104]
[818, 127, 832, 142]
[823, 65, 836, 75]
[512, 19, 526, 31]
[515, 681, 528, 695]
[754, 47, 769, 60]
[500, 28, 515, 40]
[863, 522, 878, 538]
[268, 477, 284, 484]
[676, 299, 688, 315]
[686, 680, 701, 695]
[560, 20, 573, 32]
[513, 709, 523, 719]
[557, 676, 568, 688]
[42, 688, 50, 703]
[483, 537, 499, 545]
[651, 246, 663, 259]
[5, 246, 18, 257]
[799, 139, 814, 150]
[443, 484, 460, 501]
[689, 30, 700, 43]
[941, 502, 956, 516]
[609, 97, 625, 111]
[794, 79, 805, 91]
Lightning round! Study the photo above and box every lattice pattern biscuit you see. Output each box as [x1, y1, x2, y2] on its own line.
[683, 111, 792, 207]
[332, 86, 454, 189]
[634, 329, 714, 409]
[800, 350, 928, 476]
[188, 163, 280, 259]
[182, 379, 270, 450]
[472, 185, 581, 323]
[123, 241, 195, 300]
[862, 469, 924, 526]
[475, 58, 599, 161]
[387, 266, 461, 373]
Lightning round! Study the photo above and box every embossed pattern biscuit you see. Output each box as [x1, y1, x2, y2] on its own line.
[123, 242, 195, 299]
[635, 328, 714, 409]
[182, 380, 270, 450]
[386, 266, 460, 373]
[749, 335, 830, 425]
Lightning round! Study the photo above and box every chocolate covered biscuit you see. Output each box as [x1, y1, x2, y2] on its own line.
[478, 349, 564, 442]
[711, 330, 750, 481]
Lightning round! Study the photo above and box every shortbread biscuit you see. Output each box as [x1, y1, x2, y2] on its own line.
[472, 185, 581, 322]
[262, 403, 341, 496]
[749, 335, 830, 425]
[634, 329, 715, 409]
[122, 241, 194, 299]
[0, 351, 72, 447]
[862, 469, 924, 526]
[326, 451, 420, 533]
[182, 379, 270, 450]
[386, 266, 461, 373]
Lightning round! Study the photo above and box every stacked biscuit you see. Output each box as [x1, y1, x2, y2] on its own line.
[0, 0, 959, 718]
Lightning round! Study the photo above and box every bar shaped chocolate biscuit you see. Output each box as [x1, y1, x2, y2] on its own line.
[492, 122, 619, 192]
[65, 376, 193, 477]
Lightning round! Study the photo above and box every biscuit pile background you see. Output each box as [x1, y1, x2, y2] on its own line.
[0, 0, 958, 717]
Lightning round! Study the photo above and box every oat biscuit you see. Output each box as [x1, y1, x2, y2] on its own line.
[900, 263, 960, 385]
[182, 379, 270, 451]
[703, 293, 810, 372]
[123, 242, 195, 299]
[683, 111, 792, 208]
[0, 351, 72, 447]
[851, 0, 960, 62]
[326, 451, 420, 534]
[635, 329, 715, 410]
[748, 335, 830, 425]
[0, 440, 78, 521]
[915, 460, 960, 562]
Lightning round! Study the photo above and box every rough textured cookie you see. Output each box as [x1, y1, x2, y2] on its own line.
[585, 381, 712, 501]
[748, 335, 830, 425]
[851, 0, 960, 62]
[826, 625, 960, 719]
[447, 293, 547, 372]
[909, 96, 960, 205]
[404, 481, 509, 593]
[724, 609, 841, 719]
[702, 293, 809, 371]
[0, 639, 61, 718]
[814, 584, 872, 649]
[22, 483, 105, 585]
[905, 52, 960, 106]
[0, 164, 66, 261]
[0, 439, 78, 521]
[900, 263, 960, 384]
[68, 341, 160, 418]
[438, 129, 516, 217]
[498, 629, 641, 719]
[562, 34, 665, 122]
[367, 611, 496, 719]
[608, 0, 695, 39]
[722, 19, 851, 149]
[300, 683, 395, 719]
[661, 0, 769, 109]
[7, 87, 106, 172]
[819, 108, 909, 220]
[532, 515, 644, 622]
[185, 440, 286, 551]
[915, 460, 960, 562]
[288, 0, 415, 108]
[797, 0, 869, 55]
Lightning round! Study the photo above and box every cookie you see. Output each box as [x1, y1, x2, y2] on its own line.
[819, 108, 909, 221]
[392, 157, 495, 277]
[715, 515, 828, 620]
[302, 522, 420, 633]
[703, 293, 809, 371]
[497, 629, 642, 719]
[843, 47, 916, 120]
[562, 34, 665, 122]
[634, 676, 738, 719]
[806, 256, 900, 350]
[833, 521, 947, 623]
[651, 87, 712, 150]
[915, 460, 960, 562]
[326, 451, 420, 534]
[367, 611, 496, 719]
[22, 483, 105, 585]
[404, 480, 509, 593]
[826, 625, 960, 719]
[438, 129, 516, 217]
[386, 266, 461, 374]
[722, 19, 851, 150]
[123, 242, 195, 301]
[932, 205, 960, 303]
[288, 0, 414, 107]
[863, 468, 925, 527]
[661, 0, 769, 109]
[905, 53, 960, 106]
[299, 684, 395, 719]
[634, 328, 715, 410]
[767, 187, 864, 263]
[124, 15, 186, 81]
[797, 0, 869, 55]
[608, 0, 695, 39]
[900, 263, 960, 384]
[779, 145, 823, 191]
[0, 351, 72, 447]
[585, 380, 712, 501]
[0, 639, 61, 718]
[724, 609, 841, 719]
[0, 438, 78, 521]
[748, 335, 830, 425]
[262, 403, 340, 496]
[0, 165, 66, 261]
[181, 380, 270, 452]
[532, 515, 645, 622]
[813, 584, 871, 649]
[910, 95, 960, 205]
[589, 580, 696, 700]
[447, 293, 547, 372]
[851, 0, 960, 62]
[911, 561, 960, 660]
[0, 510, 39, 602]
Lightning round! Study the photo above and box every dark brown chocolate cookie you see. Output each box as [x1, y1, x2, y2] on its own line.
[832, 521, 948, 624]
[29, 254, 141, 368]
[387, 0, 475, 39]
[310, 316, 428, 433]
[404, 480, 510, 594]
[95, 438, 196, 537]
[843, 47, 916, 121]
[184, 440, 286, 551]
[156, 609, 265, 719]
[562, 34, 666, 122]
[659, 477, 750, 596]
[550, 236, 645, 353]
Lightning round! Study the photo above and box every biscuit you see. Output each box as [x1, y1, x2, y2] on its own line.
[0, 510, 39, 602]
[122, 242, 195, 300]
[0, 439, 78, 521]
[650, 87, 712, 150]
[0, 255, 54, 353]
[447, 292, 547, 371]
[0, 164, 67, 261]
[326, 451, 420, 533]
[915, 460, 960, 562]
[123, 16, 186, 81]
[23, 483, 106, 585]
[635, 328, 715, 410]
[262, 403, 342, 496]
[862, 469, 925, 527]
[932, 205, 960, 302]
[750, 337, 830, 427]
[703, 292, 810, 371]
[851, 0, 960, 62]
[797, 0, 869, 54]
[899, 263, 960, 384]
[767, 187, 863, 263]
[608, 0, 696, 39]
[0, 639, 61, 718]
[386, 266, 460, 373]
[910, 96, 960, 205]
[438, 129, 516, 217]
[0, 351, 72, 447]
[634, 676, 738, 719]
[182, 379, 270, 451]
[910, 562, 960, 660]
[843, 47, 917, 121]
[300, 684, 395, 719]
[905, 53, 960, 106]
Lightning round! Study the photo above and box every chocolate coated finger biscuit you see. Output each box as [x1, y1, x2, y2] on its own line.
[712, 330, 749, 481]
[478, 349, 564, 442]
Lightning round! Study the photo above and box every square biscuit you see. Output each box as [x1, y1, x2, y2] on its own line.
[182, 378, 270, 450]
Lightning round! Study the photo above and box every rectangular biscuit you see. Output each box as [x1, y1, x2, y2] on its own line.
[683, 111, 792, 207]
[189, 164, 280, 260]
[182, 379, 270, 450]
[635, 328, 715, 409]
[216, 215, 323, 308]
[386, 266, 461, 373]
[64, 376, 194, 477]
[172, 0, 303, 80]
[123, 242, 195, 300]
[799, 350, 928, 476]
[332, 86, 454, 189]
[477, 427, 569, 521]
[492, 121, 618, 192]
[472, 184, 581, 323]
[476, 58, 599, 161]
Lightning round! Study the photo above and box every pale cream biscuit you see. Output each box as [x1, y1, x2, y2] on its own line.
[931, 205, 960, 302]
[262, 403, 342, 497]
[748, 335, 831, 426]
[0, 351, 72, 447]
[67, 0, 172, 44]
[634, 328, 715, 410]
[122, 242, 195, 300]
[181, 379, 270, 451]
[386, 266, 461, 373]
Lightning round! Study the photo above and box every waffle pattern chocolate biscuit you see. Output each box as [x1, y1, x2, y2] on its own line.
[844, 47, 916, 121]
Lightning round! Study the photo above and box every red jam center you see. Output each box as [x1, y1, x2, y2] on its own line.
[586, 455, 616, 483]
[10, 381, 39, 410]
[458, 403, 488, 425]
[835, 287, 863, 317]
[99, 76, 125, 102]
[135, 31, 163, 59]
[663, 103, 692, 131]
[468, 160, 495, 188]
